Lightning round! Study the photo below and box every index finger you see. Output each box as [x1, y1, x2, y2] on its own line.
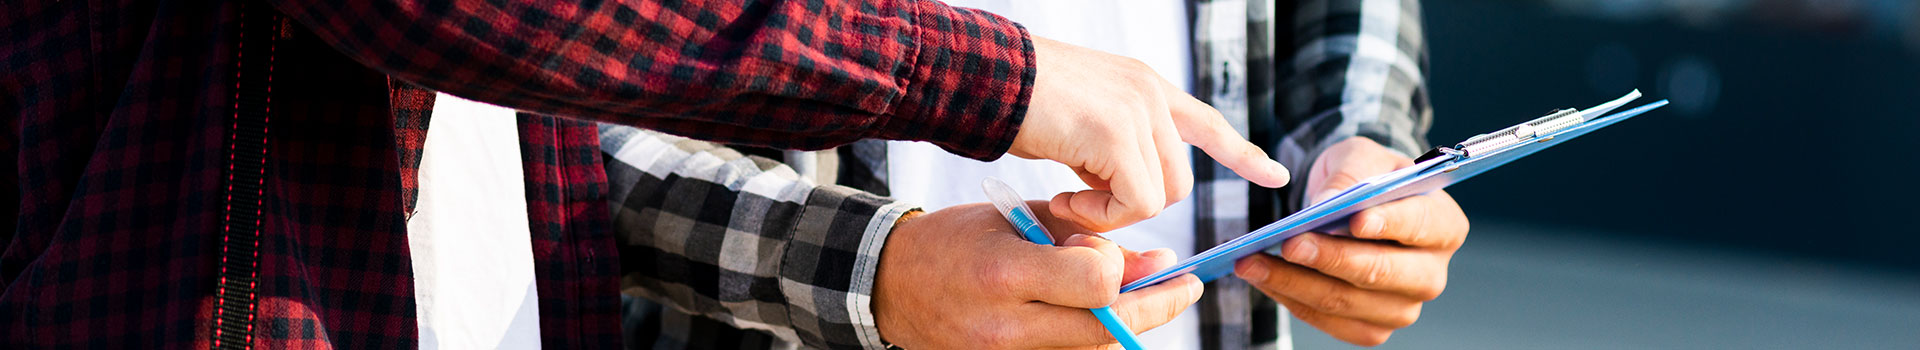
[1012, 274, 1205, 347]
[1165, 81, 1290, 188]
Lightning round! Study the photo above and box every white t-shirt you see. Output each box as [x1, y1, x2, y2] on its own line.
[888, 1, 1202, 349]
[407, 94, 543, 349]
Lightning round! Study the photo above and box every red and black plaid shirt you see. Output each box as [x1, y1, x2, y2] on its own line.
[0, 0, 1033, 348]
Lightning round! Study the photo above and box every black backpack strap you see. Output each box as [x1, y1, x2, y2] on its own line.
[213, 2, 278, 349]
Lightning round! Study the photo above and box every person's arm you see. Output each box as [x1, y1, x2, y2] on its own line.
[276, 0, 1292, 230]
[600, 124, 916, 348]
[601, 124, 1205, 349]
[1272, 0, 1432, 208]
[274, 0, 1031, 160]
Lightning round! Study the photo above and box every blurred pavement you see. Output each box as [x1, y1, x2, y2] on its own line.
[1289, 219, 1920, 349]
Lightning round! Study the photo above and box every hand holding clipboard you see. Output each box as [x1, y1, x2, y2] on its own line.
[1124, 90, 1669, 293]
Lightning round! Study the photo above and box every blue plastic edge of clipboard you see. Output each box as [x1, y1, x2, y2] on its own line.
[1119, 100, 1671, 293]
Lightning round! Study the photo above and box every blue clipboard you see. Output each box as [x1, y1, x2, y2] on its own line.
[1120, 91, 1670, 293]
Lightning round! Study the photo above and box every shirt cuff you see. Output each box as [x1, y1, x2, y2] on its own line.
[848, 202, 916, 350]
[875, 0, 1036, 161]
[782, 184, 918, 350]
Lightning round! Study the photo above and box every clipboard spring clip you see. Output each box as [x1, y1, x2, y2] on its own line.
[1453, 107, 1586, 157]
[1415, 89, 1646, 164]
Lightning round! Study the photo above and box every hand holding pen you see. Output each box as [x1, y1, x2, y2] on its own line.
[984, 178, 1147, 350]
[872, 191, 1204, 349]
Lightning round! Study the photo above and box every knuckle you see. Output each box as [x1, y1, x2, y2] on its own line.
[1119, 57, 1153, 73]
[1350, 213, 1384, 240]
[1119, 301, 1152, 331]
[980, 260, 1025, 293]
[1354, 330, 1393, 347]
[1266, 266, 1304, 290]
[1360, 257, 1393, 289]
[1083, 122, 1127, 144]
[1416, 275, 1448, 301]
[1455, 217, 1473, 246]
[1166, 167, 1195, 198]
[1406, 201, 1434, 245]
[1314, 292, 1354, 315]
[1159, 292, 1189, 321]
[1067, 247, 1122, 301]
[1081, 152, 1115, 176]
[1388, 304, 1424, 329]
[1169, 186, 1193, 203]
[1088, 280, 1121, 307]
[1402, 224, 1429, 247]
[1095, 262, 1123, 294]
[973, 323, 1019, 349]
[1312, 242, 1347, 272]
[1131, 75, 1162, 93]
[1287, 303, 1325, 323]
[1125, 204, 1161, 222]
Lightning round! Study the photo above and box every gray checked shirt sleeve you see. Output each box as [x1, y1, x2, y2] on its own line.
[598, 124, 913, 350]
[1275, 0, 1433, 207]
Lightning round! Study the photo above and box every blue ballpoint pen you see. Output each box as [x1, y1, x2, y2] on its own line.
[982, 178, 1147, 350]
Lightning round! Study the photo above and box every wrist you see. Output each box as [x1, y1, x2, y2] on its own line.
[874, 208, 925, 347]
[786, 189, 914, 350]
[877, 1, 1034, 161]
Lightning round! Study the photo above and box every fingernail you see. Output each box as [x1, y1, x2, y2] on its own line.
[1142, 248, 1173, 259]
[1066, 234, 1092, 245]
[1185, 275, 1205, 297]
[1235, 258, 1268, 281]
[1282, 236, 1318, 265]
[1359, 212, 1384, 237]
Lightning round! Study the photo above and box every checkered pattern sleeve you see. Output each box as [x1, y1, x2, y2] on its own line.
[599, 123, 914, 350]
[268, 0, 1036, 161]
[1274, 0, 1433, 206]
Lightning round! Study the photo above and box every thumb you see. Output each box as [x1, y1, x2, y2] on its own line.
[1306, 138, 1404, 203]
[1122, 248, 1179, 284]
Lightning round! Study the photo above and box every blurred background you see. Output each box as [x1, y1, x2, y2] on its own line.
[1289, 0, 1920, 348]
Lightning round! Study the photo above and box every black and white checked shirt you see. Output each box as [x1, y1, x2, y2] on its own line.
[603, 1, 1430, 349]
[1186, 0, 1430, 349]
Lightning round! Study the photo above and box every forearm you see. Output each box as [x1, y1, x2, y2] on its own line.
[600, 124, 911, 349]
[1274, 0, 1432, 206]
[274, 0, 1034, 160]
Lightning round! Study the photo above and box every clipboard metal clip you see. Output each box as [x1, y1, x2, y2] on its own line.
[1416, 90, 1643, 163]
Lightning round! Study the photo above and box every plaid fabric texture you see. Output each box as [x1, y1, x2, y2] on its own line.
[391, 81, 437, 214]
[1190, 0, 1433, 349]
[519, 113, 625, 348]
[5, 0, 1035, 348]
[603, 1, 1432, 349]
[1187, 1, 1268, 348]
[600, 125, 912, 350]
[269, 0, 1035, 161]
